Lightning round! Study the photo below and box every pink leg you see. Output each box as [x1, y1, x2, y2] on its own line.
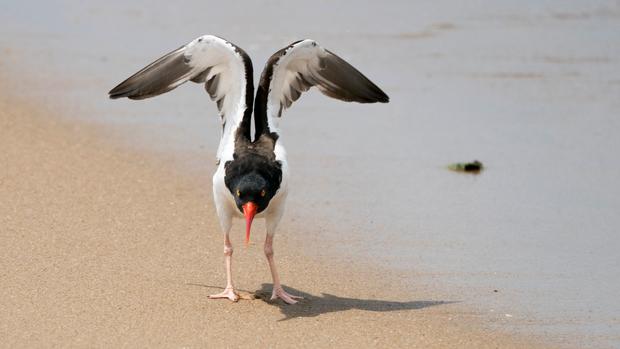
[264, 234, 302, 304]
[209, 234, 239, 302]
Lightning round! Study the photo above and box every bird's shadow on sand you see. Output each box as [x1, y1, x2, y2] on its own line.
[253, 283, 456, 321]
[188, 283, 456, 321]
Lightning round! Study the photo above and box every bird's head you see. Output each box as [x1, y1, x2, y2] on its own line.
[229, 172, 277, 245]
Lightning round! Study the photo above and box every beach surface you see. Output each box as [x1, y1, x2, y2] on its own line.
[0, 89, 550, 348]
[2, 0, 620, 347]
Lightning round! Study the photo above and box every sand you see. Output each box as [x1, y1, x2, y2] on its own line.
[0, 90, 555, 348]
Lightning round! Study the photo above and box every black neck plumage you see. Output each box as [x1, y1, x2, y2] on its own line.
[234, 47, 255, 142]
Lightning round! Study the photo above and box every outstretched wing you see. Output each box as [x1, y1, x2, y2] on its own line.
[108, 35, 253, 122]
[256, 39, 389, 120]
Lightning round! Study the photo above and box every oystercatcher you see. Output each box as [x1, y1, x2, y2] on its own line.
[109, 35, 389, 304]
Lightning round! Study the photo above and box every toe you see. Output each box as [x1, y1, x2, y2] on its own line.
[271, 288, 302, 304]
[281, 294, 298, 304]
[209, 288, 239, 302]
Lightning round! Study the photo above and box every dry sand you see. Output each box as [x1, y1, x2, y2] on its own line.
[0, 91, 553, 348]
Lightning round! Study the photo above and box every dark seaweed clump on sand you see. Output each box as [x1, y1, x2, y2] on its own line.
[448, 160, 483, 173]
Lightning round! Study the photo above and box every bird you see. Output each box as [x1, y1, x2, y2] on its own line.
[108, 35, 389, 304]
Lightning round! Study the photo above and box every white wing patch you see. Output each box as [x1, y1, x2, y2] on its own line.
[184, 36, 246, 120]
[266, 40, 323, 119]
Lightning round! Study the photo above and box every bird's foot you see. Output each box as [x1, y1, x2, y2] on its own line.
[271, 286, 303, 304]
[209, 287, 240, 302]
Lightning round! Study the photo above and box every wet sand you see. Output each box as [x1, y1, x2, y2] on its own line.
[0, 88, 553, 347]
[2, 1, 619, 347]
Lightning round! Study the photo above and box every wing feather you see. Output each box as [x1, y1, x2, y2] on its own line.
[258, 39, 389, 119]
[108, 35, 252, 122]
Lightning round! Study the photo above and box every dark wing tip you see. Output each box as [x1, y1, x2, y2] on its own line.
[317, 49, 390, 105]
[107, 46, 190, 101]
[107, 83, 144, 100]
[108, 85, 129, 99]
[374, 89, 390, 103]
[357, 82, 389, 103]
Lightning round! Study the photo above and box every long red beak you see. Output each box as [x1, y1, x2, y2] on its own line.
[242, 202, 257, 245]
